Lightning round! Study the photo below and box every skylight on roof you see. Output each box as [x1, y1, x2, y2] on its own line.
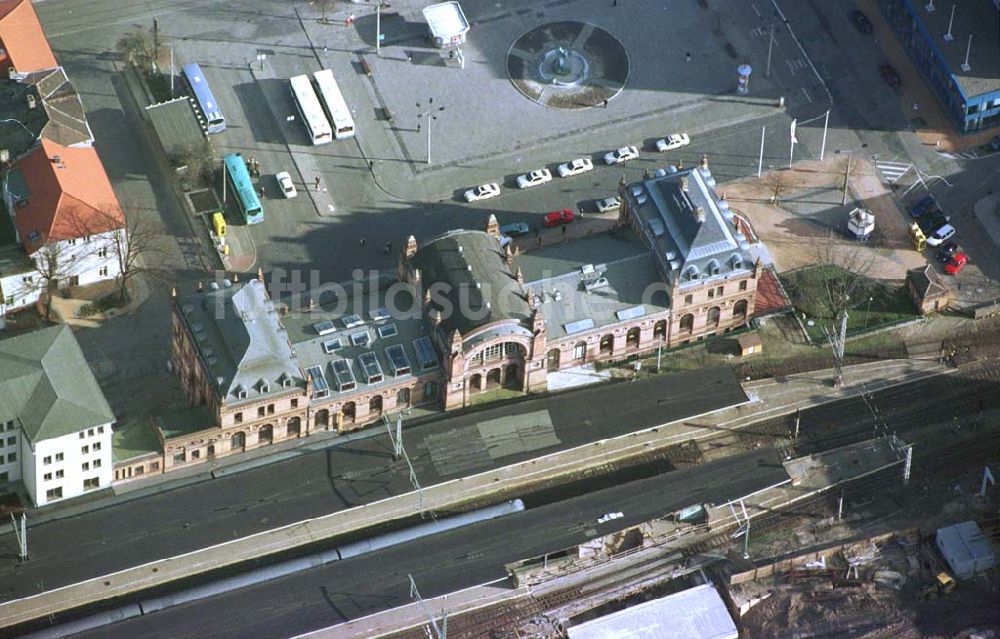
[377, 324, 398, 339]
[342, 315, 365, 329]
[351, 331, 370, 347]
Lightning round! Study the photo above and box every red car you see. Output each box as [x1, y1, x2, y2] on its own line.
[879, 64, 901, 88]
[543, 209, 575, 228]
[944, 252, 968, 275]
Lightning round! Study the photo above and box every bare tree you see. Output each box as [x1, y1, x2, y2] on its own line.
[100, 202, 169, 303]
[172, 139, 215, 189]
[27, 243, 84, 321]
[763, 172, 788, 206]
[807, 233, 878, 387]
[116, 28, 154, 70]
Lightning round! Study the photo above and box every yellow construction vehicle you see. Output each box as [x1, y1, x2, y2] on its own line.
[918, 571, 956, 600]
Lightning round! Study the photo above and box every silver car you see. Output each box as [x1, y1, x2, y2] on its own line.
[464, 183, 501, 203]
[596, 196, 621, 213]
[604, 146, 639, 165]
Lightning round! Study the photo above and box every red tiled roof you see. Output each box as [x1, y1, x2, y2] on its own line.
[0, 0, 57, 73]
[753, 267, 792, 317]
[13, 139, 124, 254]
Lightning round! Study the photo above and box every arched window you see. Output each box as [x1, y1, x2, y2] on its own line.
[733, 299, 749, 319]
[258, 424, 274, 445]
[599, 334, 614, 354]
[574, 342, 587, 361]
[369, 395, 383, 415]
[547, 348, 561, 372]
[653, 320, 667, 341]
[626, 327, 641, 349]
[679, 313, 694, 333]
[707, 306, 721, 327]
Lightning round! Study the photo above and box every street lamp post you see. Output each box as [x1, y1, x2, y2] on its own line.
[417, 99, 445, 165]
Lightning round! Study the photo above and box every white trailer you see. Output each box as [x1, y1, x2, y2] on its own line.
[423, 1, 469, 48]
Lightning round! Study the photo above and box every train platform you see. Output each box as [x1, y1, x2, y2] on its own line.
[0, 358, 948, 631]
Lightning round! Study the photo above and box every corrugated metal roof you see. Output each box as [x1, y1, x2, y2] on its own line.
[567, 584, 738, 639]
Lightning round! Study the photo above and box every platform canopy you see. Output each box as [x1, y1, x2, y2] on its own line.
[567, 584, 738, 639]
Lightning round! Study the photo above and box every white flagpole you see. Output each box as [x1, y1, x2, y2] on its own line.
[819, 109, 830, 161]
[757, 126, 766, 178]
[789, 119, 797, 169]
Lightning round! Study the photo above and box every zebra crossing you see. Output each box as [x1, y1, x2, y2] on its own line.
[875, 160, 912, 185]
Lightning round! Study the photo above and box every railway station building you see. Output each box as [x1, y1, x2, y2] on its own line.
[159, 164, 761, 476]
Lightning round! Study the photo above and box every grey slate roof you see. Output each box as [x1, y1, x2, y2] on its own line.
[284, 287, 441, 402]
[0, 324, 114, 443]
[18, 67, 94, 148]
[624, 167, 753, 289]
[519, 232, 670, 340]
[176, 279, 305, 407]
[409, 230, 532, 336]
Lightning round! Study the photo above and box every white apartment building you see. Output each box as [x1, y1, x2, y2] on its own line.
[0, 324, 115, 506]
[1, 138, 124, 325]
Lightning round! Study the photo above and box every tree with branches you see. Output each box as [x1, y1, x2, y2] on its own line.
[27, 242, 84, 321]
[100, 202, 169, 303]
[116, 28, 154, 70]
[172, 139, 215, 189]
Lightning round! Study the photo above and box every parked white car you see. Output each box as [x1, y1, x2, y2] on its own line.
[464, 182, 501, 203]
[516, 168, 553, 189]
[557, 158, 594, 178]
[595, 196, 621, 213]
[925, 223, 956, 247]
[656, 133, 691, 152]
[604, 146, 639, 165]
[275, 171, 297, 198]
[597, 512, 624, 524]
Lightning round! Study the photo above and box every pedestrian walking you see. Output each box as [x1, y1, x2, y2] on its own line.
[562, 225, 567, 235]
[685, 52, 692, 63]
[360, 236, 367, 247]
[612, 0, 617, 6]
[384, 241, 392, 254]
[346, 13, 355, 26]
[258, 185, 265, 198]
[602, 99, 608, 109]
[314, 176, 321, 191]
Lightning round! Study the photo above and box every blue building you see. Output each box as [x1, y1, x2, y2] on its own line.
[879, 0, 1000, 132]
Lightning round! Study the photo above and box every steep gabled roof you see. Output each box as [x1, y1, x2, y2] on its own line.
[0, 0, 57, 74]
[11, 138, 123, 253]
[0, 324, 115, 443]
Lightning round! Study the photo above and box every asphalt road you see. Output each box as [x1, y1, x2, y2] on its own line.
[0, 367, 745, 602]
[66, 448, 789, 639]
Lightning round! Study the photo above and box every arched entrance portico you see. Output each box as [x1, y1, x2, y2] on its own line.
[287, 417, 301, 438]
[231, 431, 246, 452]
[503, 363, 520, 388]
[486, 368, 502, 388]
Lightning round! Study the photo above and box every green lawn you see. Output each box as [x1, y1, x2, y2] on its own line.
[780, 265, 917, 342]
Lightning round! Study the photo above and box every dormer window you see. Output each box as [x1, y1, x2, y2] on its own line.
[707, 259, 720, 276]
[235, 386, 247, 400]
[730, 254, 744, 270]
[685, 265, 700, 281]
[280, 375, 292, 388]
[259, 382, 270, 394]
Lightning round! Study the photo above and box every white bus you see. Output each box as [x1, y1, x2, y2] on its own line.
[289, 74, 332, 145]
[312, 69, 356, 140]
